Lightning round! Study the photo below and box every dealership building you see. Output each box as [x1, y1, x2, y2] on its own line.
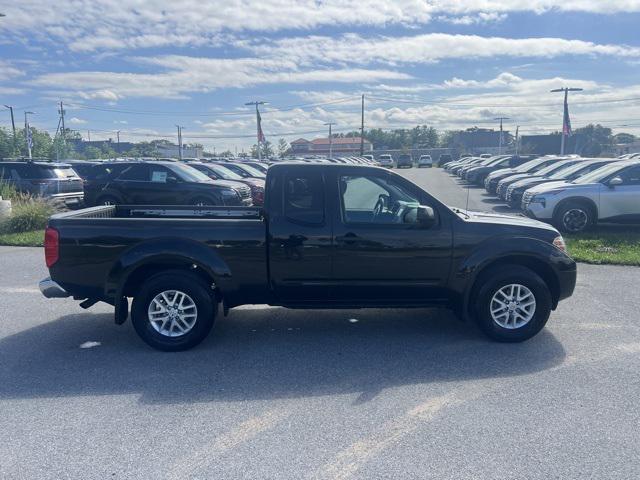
[290, 137, 373, 155]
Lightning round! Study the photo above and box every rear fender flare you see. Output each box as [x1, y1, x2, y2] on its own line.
[105, 237, 235, 302]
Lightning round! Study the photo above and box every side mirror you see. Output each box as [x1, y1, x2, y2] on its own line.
[417, 205, 436, 228]
[608, 176, 623, 188]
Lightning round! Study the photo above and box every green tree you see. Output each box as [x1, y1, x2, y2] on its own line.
[250, 141, 274, 159]
[575, 124, 613, 157]
[277, 138, 290, 158]
[613, 132, 636, 144]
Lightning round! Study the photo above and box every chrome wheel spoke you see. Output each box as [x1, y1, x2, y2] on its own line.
[147, 290, 198, 338]
[490, 284, 536, 329]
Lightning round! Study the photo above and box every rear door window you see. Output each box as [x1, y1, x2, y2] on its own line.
[284, 171, 325, 225]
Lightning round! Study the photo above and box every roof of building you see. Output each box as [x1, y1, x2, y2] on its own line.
[290, 138, 311, 144]
[310, 137, 371, 145]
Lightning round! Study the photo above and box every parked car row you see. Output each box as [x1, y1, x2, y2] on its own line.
[442, 154, 640, 233]
[0, 155, 379, 209]
[375, 153, 452, 169]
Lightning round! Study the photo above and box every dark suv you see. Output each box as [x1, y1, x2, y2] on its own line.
[83, 161, 252, 207]
[0, 161, 84, 207]
[397, 154, 413, 168]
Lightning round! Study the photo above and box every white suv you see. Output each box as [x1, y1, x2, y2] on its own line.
[377, 154, 394, 168]
[417, 155, 433, 168]
[522, 160, 640, 233]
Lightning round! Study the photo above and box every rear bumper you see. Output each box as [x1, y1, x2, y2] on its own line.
[39, 277, 70, 298]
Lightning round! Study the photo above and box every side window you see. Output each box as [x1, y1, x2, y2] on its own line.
[284, 171, 324, 225]
[339, 174, 420, 225]
[118, 164, 149, 181]
[618, 166, 640, 185]
[150, 166, 172, 183]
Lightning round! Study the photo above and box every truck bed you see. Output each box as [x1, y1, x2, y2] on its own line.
[47, 205, 269, 304]
[52, 204, 263, 221]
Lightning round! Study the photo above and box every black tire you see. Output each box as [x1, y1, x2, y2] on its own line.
[553, 201, 594, 233]
[95, 195, 120, 206]
[131, 270, 216, 351]
[473, 265, 552, 342]
[191, 196, 218, 206]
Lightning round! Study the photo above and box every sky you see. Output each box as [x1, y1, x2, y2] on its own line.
[1, 0, 640, 153]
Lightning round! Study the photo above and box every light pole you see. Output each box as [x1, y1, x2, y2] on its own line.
[3, 105, 16, 156]
[245, 101, 267, 160]
[24, 111, 35, 159]
[551, 87, 583, 155]
[493, 117, 510, 155]
[175, 125, 184, 161]
[324, 122, 336, 158]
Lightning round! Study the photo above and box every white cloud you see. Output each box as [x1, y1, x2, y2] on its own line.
[0, 61, 24, 82]
[30, 56, 410, 100]
[438, 12, 508, 25]
[2, 1, 640, 52]
[68, 117, 87, 124]
[246, 33, 640, 66]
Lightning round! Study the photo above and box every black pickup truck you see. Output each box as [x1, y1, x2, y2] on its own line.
[40, 163, 576, 351]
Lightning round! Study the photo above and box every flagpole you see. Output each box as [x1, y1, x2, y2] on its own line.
[551, 87, 583, 155]
[245, 101, 267, 160]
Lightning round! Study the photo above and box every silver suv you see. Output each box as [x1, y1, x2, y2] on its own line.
[522, 160, 640, 233]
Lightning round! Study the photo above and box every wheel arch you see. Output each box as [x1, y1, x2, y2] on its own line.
[552, 196, 598, 222]
[106, 238, 234, 323]
[464, 254, 562, 322]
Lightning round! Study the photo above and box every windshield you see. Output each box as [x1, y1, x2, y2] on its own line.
[168, 163, 213, 183]
[548, 162, 595, 180]
[572, 163, 625, 184]
[208, 164, 244, 180]
[514, 159, 546, 173]
[237, 164, 266, 177]
[37, 166, 78, 179]
[535, 161, 576, 177]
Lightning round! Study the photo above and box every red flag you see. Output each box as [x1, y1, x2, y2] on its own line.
[257, 109, 266, 143]
[563, 96, 572, 136]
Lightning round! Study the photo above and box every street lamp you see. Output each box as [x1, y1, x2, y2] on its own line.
[24, 111, 35, 160]
[324, 122, 336, 158]
[493, 117, 510, 154]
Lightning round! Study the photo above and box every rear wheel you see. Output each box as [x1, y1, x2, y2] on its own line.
[131, 270, 216, 351]
[554, 201, 593, 233]
[473, 266, 552, 342]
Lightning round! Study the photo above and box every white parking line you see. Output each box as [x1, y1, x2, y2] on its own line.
[0, 287, 39, 294]
[167, 408, 290, 479]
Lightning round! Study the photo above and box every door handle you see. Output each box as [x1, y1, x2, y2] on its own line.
[338, 232, 359, 245]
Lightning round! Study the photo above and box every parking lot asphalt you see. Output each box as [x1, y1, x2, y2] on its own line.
[1, 168, 639, 479]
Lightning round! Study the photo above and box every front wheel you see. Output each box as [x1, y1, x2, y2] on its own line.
[131, 270, 216, 351]
[474, 266, 552, 342]
[554, 202, 593, 233]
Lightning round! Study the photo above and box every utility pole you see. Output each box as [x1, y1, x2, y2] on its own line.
[324, 122, 336, 158]
[245, 101, 267, 160]
[493, 117, 510, 155]
[58, 101, 66, 159]
[360, 94, 365, 156]
[116, 130, 120, 154]
[3, 105, 16, 156]
[24, 111, 35, 160]
[551, 87, 583, 155]
[87, 130, 91, 142]
[514, 126, 520, 156]
[176, 125, 184, 161]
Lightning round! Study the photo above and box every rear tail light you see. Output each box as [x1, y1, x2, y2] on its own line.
[44, 227, 59, 268]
